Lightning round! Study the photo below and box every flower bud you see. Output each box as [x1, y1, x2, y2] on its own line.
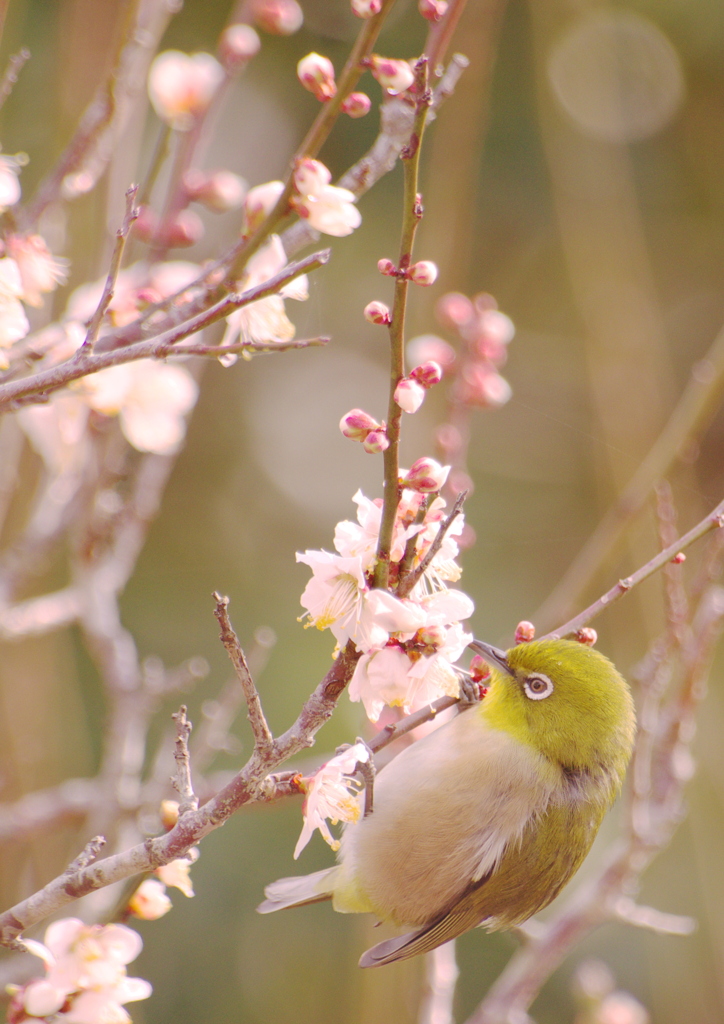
[164, 209, 205, 248]
[363, 428, 390, 453]
[515, 621, 535, 644]
[243, 180, 285, 233]
[408, 260, 438, 286]
[364, 300, 391, 325]
[478, 307, 515, 345]
[434, 423, 463, 459]
[401, 457, 450, 493]
[573, 627, 598, 647]
[407, 333, 456, 370]
[160, 799, 180, 830]
[410, 360, 442, 387]
[394, 377, 426, 414]
[184, 169, 246, 211]
[436, 291, 473, 329]
[419, 0, 448, 19]
[377, 258, 397, 276]
[128, 879, 172, 920]
[297, 52, 337, 101]
[293, 157, 331, 197]
[340, 408, 380, 441]
[252, 0, 303, 34]
[458, 365, 512, 407]
[148, 51, 225, 131]
[469, 654, 491, 683]
[341, 91, 372, 117]
[351, 0, 382, 16]
[218, 23, 262, 71]
[671, 552, 686, 564]
[369, 56, 415, 95]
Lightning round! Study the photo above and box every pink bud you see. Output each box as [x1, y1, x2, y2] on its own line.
[293, 157, 331, 197]
[407, 334, 456, 370]
[341, 91, 372, 117]
[252, 0, 304, 34]
[458, 365, 512, 407]
[478, 308, 515, 345]
[436, 292, 473, 329]
[514, 621, 535, 644]
[410, 360, 442, 387]
[218, 24, 262, 70]
[243, 180, 285, 233]
[394, 377, 426, 414]
[164, 209, 204, 247]
[434, 423, 463, 459]
[147, 51, 225, 131]
[184, 169, 246, 212]
[469, 654, 491, 683]
[573, 627, 598, 647]
[671, 552, 686, 564]
[369, 56, 415, 95]
[408, 260, 438, 286]
[364, 300, 391, 325]
[401, 457, 449, 493]
[419, 0, 448, 20]
[378, 258, 397, 276]
[363, 429, 390, 453]
[340, 408, 380, 440]
[297, 52, 337, 101]
[351, 0, 382, 16]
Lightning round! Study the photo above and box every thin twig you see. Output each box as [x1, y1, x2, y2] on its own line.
[0, 48, 30, 113]
[213, 592, 274, 757]
[78, 184, 139, 355]
[171, 706, 197, 815]
[397, 491, 467, 597]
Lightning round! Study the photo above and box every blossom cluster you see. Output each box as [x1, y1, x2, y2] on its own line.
[7, 920, 151, 1024]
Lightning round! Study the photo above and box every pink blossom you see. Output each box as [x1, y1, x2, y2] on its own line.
[156, 849, 198, 896]
[0, 257, 29, 362]
[252, 0, 303, 34]
[243, 180, 285, 234]
[294, 743, 369, 856]
[218, 23, 261, 70]
[401, 456, 450, 493]
[339, 408, 381, 440]
[351, 0, 382, 16]
[341, 92, 371, 117]
[148, 51, 224, 130]
[297, 549, 368, 648]
[6, 234, 68, 307]
[369, 56, 415, 94]
[184, 169, 246, 212]
[410, 360, 443, 387]
[394, 376, 426, 413]
[297, 52, 336, 101]
[377, 257, 397, 276]
[363, 300, 391, 324]
[221, 235, 308, 359]
[0, 154, 22, 211]
[292, 158, 361, 237]
[436, 291, 473, 328]
[408, 260, 438, 286]
[457, 365, 512, 407]
[128, 879, 172, 920]
[362, 429, 389, 454]
[419, 0, 448, 20]
[407, 334, 456, 370]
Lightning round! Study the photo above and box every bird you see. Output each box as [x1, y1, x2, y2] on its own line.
[258, 637, 636, 967]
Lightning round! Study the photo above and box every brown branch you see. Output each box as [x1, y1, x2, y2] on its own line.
[0, 48, 30, 113]
[397, 490, 467, 597]
[171, 706, 197, 815]
[213, 593, 273, 757]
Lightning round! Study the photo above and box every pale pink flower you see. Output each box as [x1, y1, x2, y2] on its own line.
[148, 51, 225, 130]
[81, 359, 198, 454]
[128, 879, 172, 920]
[219, 23, 262, 69]
[297, 549, 368, 646]
[401, 456, 450, 493]
[294, 742, 368, 857]
[408, 259, 438, 286]
[252, 0, 303, 34]
[297, 52, 336, 101]
[369, 56, 415, 94]
[410, 360, 443, 387]
[243, 180, 285, 234]
[407, 334, 456, 371]
[477, 307, 515, 345]
[351, 0, 382, 17]
[0, 154, 22, 211]
[339, 408, 382, 441]
[341, 92, 371, 117]
[355, 589, 427, 651]
[220, 235, 307, 360]
[394, 376, 426, 413]
[0, 257, 29, 361]
[184, 169, 246, 212]
[6, 234, 69, 307]
[156, 849, 198, 896]
[292, 158, 361, 237]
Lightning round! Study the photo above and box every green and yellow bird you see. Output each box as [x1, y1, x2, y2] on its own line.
[258, 638, 636, 967]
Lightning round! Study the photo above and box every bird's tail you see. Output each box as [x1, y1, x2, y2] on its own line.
[257, 866, 338, 914]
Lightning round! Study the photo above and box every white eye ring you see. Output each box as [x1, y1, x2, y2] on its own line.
[523, 674, 554, 700]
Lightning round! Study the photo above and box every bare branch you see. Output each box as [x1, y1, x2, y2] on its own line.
[171, 706, 197, 815]
[398, 491, 467, 597]
[0, 48, 30, 113]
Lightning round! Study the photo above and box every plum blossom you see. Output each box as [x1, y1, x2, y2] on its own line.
[297, 52, 336, 101]
[128, 879, 172, 920]
[242, 180, 285, 234]
[220, 235, 308, 361]
[294, 742, 369, 856]
[252, 0, 304, 34]
[368, 56, 415, 94]
[148, 51, 224, 130]
[80, 359, 199, 455]
[394, 377, 426, 413]
[292, 158, 361, 237]
[6, 234, 69, 307]
[0, 257, 29, 364]
[9, 919, 151, 1024]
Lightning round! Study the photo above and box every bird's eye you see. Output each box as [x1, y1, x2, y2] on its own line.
[523, 674, 554, 700]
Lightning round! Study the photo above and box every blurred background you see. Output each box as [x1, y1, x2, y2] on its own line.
[1, 0, 724, 1021]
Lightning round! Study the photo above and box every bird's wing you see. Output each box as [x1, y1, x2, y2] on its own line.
[257, 866, 337, 913]
[358, 887, 491, 967]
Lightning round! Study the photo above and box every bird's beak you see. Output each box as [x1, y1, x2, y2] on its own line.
[469, 639, 514, 676]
